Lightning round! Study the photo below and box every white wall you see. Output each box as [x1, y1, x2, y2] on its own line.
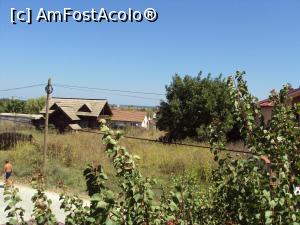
[141, 116, 149, 128]
[110, 116, 150, 129]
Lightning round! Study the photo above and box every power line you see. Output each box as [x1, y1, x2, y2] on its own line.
[0, 82, 164, 101]
[0, 83, 46, 92]
[54, 84, 164, 96]
[77, 129, 253, 155]
[0, 117, 252, 155]
[54, 85, 162, 101]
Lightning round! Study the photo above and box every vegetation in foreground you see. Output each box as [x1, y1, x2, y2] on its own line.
[3, 72, 300, 224]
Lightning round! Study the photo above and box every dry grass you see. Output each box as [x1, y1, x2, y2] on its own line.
[0, 125, 214, 194]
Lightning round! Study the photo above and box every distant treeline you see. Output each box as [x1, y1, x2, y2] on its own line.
[0, 97, 46, 114]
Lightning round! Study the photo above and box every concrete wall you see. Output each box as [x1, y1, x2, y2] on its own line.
[110, 116, 150, 129]
[141, 116, 150, 128]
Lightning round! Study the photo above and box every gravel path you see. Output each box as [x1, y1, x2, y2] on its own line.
[0, 182, 67, 224]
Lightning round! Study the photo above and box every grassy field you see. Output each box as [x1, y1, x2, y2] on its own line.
[0, 123, 214, 194]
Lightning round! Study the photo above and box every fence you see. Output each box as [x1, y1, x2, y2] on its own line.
[0, 132, 33, 150]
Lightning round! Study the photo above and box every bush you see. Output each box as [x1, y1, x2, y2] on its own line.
[209, 72, 300, 224]
[157, 72, 239, 142]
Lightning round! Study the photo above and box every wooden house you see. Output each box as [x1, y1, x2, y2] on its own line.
[40, 97, 112, 132]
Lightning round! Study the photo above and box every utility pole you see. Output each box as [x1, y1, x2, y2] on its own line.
[43, 78, 53, 174]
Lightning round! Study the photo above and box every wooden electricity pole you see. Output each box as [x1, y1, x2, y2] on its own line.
[43, 78, 53, 174]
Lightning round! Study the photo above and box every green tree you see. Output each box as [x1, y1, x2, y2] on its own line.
[0, 97, 45, 114]
[157, 72, 236, 141]
[4, 99, 26, 113]
[0, 98, 10, 113]
[24, 96, 46, 114]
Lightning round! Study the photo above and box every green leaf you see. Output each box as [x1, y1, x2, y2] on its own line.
[265, 210, 273, 219]
[169, 201, 178, 211]
[97, 201, 109, 209]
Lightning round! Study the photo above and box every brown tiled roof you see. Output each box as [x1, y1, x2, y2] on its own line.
[260, 87, 300, 107]
[41, 97, 110, 120]
[260, 99, 273, 107]
[111, 109, 148, 123]
[289, 87, 300, 97]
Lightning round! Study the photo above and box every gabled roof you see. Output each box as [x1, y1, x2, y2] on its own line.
[78, 104, 92, 112]
[58, 105, 80, 120]
[41, 97, 111, 120]
[111, 109, 148, 123]
[260, 87, 300, 107]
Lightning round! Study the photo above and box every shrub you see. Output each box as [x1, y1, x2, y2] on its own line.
[209, 72, 300, 224]
[156, 72, 239, 141]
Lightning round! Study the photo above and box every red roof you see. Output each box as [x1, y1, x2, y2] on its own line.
[111, 109, 148, 123]
[259, 99, 273, 107]
[289, 87, 300, 97]
[260, 87, 300, 107]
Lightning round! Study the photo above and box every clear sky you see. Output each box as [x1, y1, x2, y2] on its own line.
[0, 0, 299, 106]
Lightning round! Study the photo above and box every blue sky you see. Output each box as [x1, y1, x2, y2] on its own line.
[0, 0, 299, 106]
